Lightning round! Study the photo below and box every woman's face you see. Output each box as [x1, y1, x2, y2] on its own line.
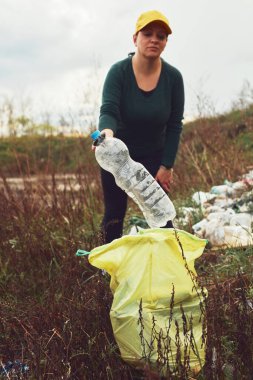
[133, 22, 168, 59]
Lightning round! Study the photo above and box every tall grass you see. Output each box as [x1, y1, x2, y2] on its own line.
[0, 167, 252, 379]
[0, 106, 253, 378]
[0, 169, 133, 379]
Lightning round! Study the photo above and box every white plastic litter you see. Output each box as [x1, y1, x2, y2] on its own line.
[239, 203, 253, 213]
[192, 191, 216, 205]
[204, 220, 222, 244]
[206, 209, 235, 222]
[221, 226, 252, 247]
[206, 225, 252, 247]
[192, 219, 208, 236]
[230, 213, 253, 229]
[180, 170, 253, 247]
[203, 205, 223, 217]
[232, 181, 248, 192]
[210, 185, 233, 196]
[208, 196, 234, 208]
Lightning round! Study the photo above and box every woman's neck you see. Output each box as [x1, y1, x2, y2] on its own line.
[131, 53, 162, 91]
[132, 52, 161, 75]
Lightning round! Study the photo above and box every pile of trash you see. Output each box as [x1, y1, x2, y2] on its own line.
[177, 170, 253, 248]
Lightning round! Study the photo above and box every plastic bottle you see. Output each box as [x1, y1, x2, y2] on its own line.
[91, 130, 176, 228]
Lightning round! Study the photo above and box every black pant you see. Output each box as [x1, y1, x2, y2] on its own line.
[100, 150, 173, 243]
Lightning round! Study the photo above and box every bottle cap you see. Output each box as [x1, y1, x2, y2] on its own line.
[91, 130, 101, 141]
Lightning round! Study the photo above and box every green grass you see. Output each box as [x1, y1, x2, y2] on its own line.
[0, 135, 95, 176]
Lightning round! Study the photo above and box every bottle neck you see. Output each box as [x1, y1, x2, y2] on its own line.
[93, 134, 105, 146]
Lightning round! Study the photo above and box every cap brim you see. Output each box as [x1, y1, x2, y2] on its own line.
[136, 19, 172, 35]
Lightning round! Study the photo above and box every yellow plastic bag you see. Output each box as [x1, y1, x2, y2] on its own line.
[82, 228, 207, 374]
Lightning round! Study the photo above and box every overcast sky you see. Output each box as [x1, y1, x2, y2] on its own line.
[1, 0, 253, 128]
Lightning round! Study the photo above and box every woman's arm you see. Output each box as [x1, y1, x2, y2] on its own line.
[98, 63, 123, 136]
[161, 70, 185, 169]
[155, 166, 174, 193]
[156, 70, 184, 192]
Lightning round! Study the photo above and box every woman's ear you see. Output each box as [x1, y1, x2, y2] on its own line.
[133, 33, 137, 46]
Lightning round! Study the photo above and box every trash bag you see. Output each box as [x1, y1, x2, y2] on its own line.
[78, 228, 207, 375]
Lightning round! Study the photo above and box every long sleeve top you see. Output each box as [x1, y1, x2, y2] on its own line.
[98, 55, 184, 168]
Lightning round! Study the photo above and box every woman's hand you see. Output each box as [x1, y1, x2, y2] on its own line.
[101, 129, 114, 138]
[92, 129, 114, 150]
[155, 166, 174, 193]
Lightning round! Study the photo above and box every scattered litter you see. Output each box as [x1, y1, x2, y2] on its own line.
[192, 191, 216, 205]
[0, 360, 29, 378]
[230, 213, 252, 228]
[210, 184, 233, 196]
[178, 170, 253, 248]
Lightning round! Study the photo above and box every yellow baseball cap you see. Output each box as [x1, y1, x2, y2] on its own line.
[135, 10, 172, 35]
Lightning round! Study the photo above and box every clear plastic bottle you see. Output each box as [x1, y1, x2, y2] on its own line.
[91, 130, 176, 228]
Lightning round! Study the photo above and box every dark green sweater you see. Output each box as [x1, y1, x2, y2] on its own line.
[98, 55, 184, 168]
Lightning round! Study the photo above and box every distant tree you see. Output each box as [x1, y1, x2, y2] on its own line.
[232, 79, 253, 110]
[0, 98, 7, 137]
[4, 98, 17, 136]
[34, 123, 57, 136]
[15, 115, 34, 134]
[0, 95, 37, 136]
[194, 76, 217, 119]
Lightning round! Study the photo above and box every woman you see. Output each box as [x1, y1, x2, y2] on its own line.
[97, 10, 184, 243]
